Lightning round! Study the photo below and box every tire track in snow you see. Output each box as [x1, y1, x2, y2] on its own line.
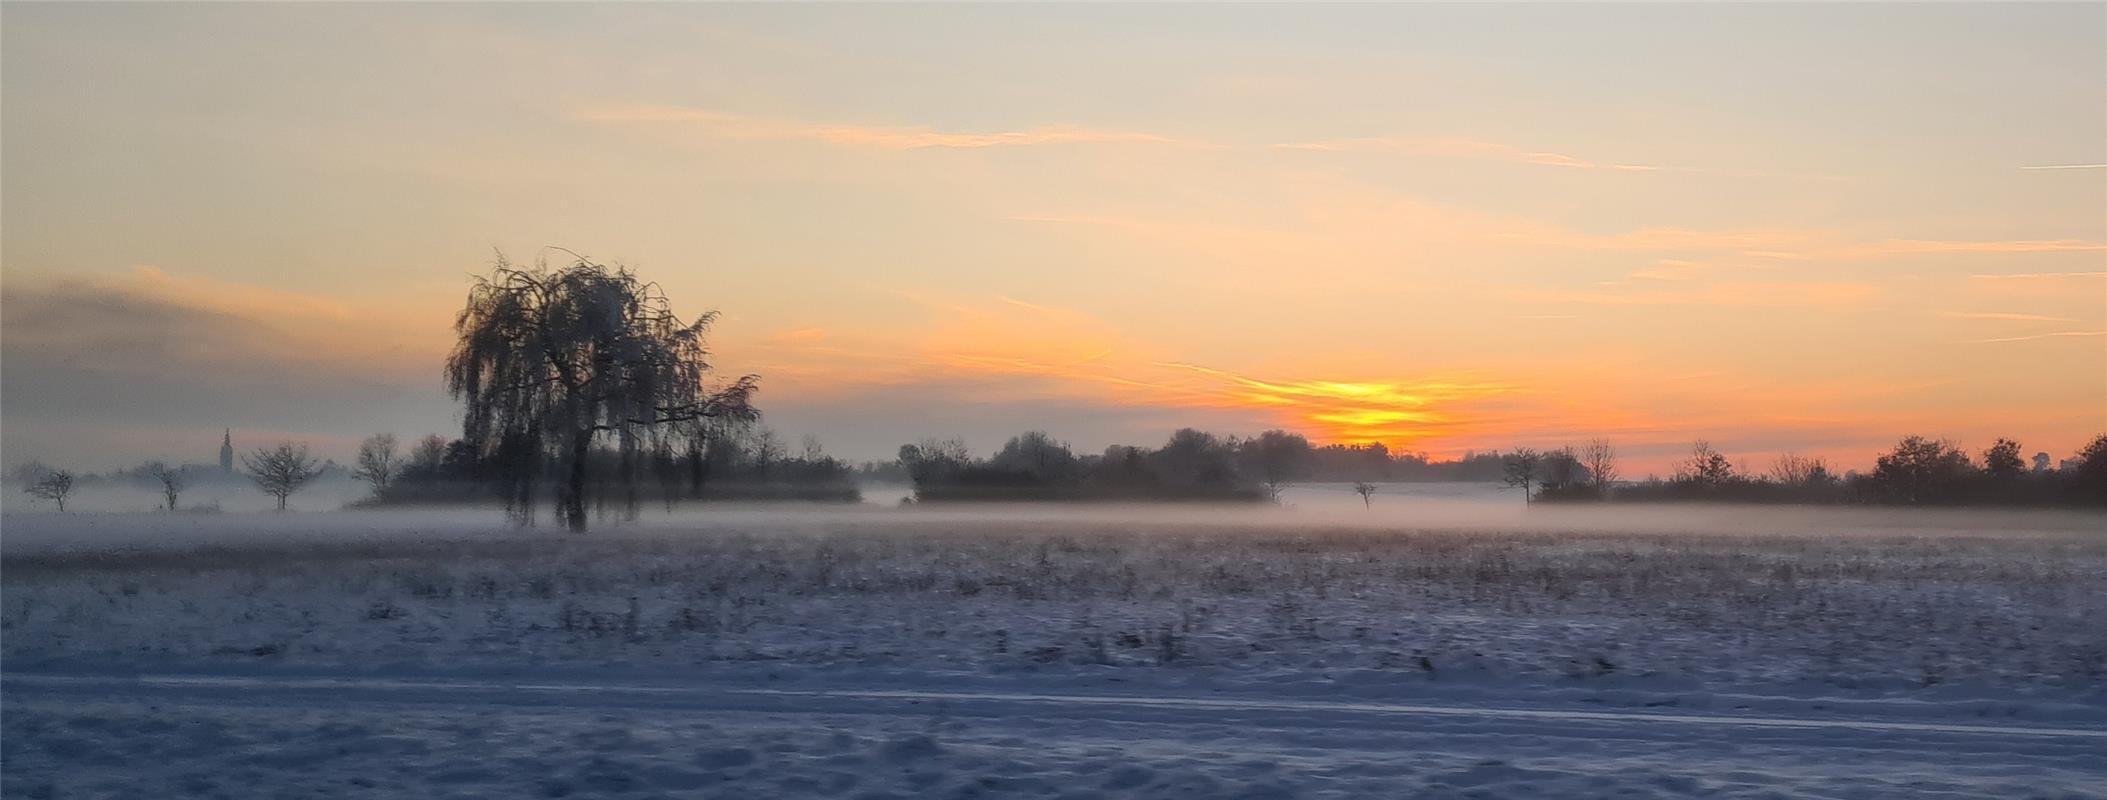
[7, 671, 2103, 744]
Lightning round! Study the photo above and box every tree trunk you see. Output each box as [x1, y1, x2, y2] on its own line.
[563, 429, 591, 533]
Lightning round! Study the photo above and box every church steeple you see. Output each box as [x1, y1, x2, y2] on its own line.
[219, 429, 234, 474]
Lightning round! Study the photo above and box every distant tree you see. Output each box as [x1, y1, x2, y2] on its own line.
[1868, 436, 1974, 505]
[991, 431, 1078, 480]
[1245, 430, 1313, 499]
[406, 435, 450, 477]
[145, 461, 185, 511]
[1154, 428, 1238, 489]
[23, 468, 75, 512]
[899, 437, 971, 487]
[752, 429, 786, 471]
[1677, 440, 1736, 487]
[243, 442, 321, 511]
[353, 434, 402, 492]
[1539, 448, 1584, 494]
[446, 255, 759, 531]
[1981, 438, 2025, 480]
[800, 434, 825, 462]
[903, 437, 971, 466]
[1768, 452, 1830, 486]
[2073, 434, 2107, 504]
[1352, 481, 1377, 508]
[2032, 452, 2053, 473]
[1579, 439, 1618, 496]
[1502, 447, 1542, 503]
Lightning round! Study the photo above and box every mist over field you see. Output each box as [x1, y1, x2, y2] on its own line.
[6, 486, 2105, 554]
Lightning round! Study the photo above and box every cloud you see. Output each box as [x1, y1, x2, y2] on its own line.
[1962, 330, 2107, 344]
[1275, 136, 1656, 171]
[1626, 259, 1705, 281]
[1508, 228, 2106, 260]
[1936, 311, 2079, 322]
[0, 270, 456, 469]
[1272, 137, 1845, 181]
[1858, 239, 2107, 256]
[574, 105, 1182, 150]
[2019, 163, 2107, 170]
[1516, 281, 1880, 308]
[1968, 271, 2107, 280]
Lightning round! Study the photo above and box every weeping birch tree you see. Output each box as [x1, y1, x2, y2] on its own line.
[446, 254, 759, 532]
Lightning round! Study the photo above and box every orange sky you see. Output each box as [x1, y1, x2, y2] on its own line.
[3, 4, 2103, 473]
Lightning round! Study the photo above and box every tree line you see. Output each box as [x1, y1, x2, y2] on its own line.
[1500, 435, 2107, 507]
[13, 255, 2103, 522]
[343, 425, 858, 514]
[11, 442, 341, 513]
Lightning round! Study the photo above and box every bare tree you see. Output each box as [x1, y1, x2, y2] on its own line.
[243, 442, 321, 511]
[446, 254, 760, 531]
[23, 468, 75, 512]
[408, 434, 450, 475]
[145, 461, 185, 511]
[354, 434, 402, 492]
[1352, 481, 1377, 509]
[1677, 440, 1736, 487]
[1247, 430, 1313, 501]
[903, 437, 971, 465]
[1502, 447, 1542, 503]
[1579, 438, 1618, 496]
[752, 429, 785, 468]
[991, 431, 1078, 480]
[1767, 452, 1829, 486]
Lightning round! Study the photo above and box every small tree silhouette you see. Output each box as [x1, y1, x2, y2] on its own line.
[1579, 439, 1618, 497]
[145, 461, 185, 511]
[1502, 447, 1542, 503]
[1677, 440, 1736, 487]
[24, 469, 75, 512]
[1352, 482, 1377, 508]
[354, 434, 401, 492]
[243, 442, 321, 511]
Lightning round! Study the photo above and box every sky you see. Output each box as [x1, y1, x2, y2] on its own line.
[3, 2, 2104, 475]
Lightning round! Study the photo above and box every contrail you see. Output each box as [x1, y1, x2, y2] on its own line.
[2018, 163, 2107, 170]
[1963, 331, 2107, 344]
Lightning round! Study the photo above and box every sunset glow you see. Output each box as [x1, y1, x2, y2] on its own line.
[3, 3, 2102, 475]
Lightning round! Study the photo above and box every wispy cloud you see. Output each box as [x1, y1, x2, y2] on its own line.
[575, 105, 1181, 150]
[1518, 281, 1880, 308]
[1275, 136, 1656, 171]
[1962, 330, 2107, 344]
[1512, 227, 2106, 260]
[1969, 271, 2107, 280]
[1273, 137, 1846, 181]
[1936, 311, 2078, 322]
[1859, 239, 2106, 256]
[1626, 259, 1704, 281]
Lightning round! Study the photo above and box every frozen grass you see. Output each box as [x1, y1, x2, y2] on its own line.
[6, 511, 2104, 696]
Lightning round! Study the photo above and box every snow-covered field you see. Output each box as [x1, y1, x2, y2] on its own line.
[4, 505, 2105, 798]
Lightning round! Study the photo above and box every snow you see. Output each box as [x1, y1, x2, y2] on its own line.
[8, 673, 2104, 799]
[4, 505, 2104, 797]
